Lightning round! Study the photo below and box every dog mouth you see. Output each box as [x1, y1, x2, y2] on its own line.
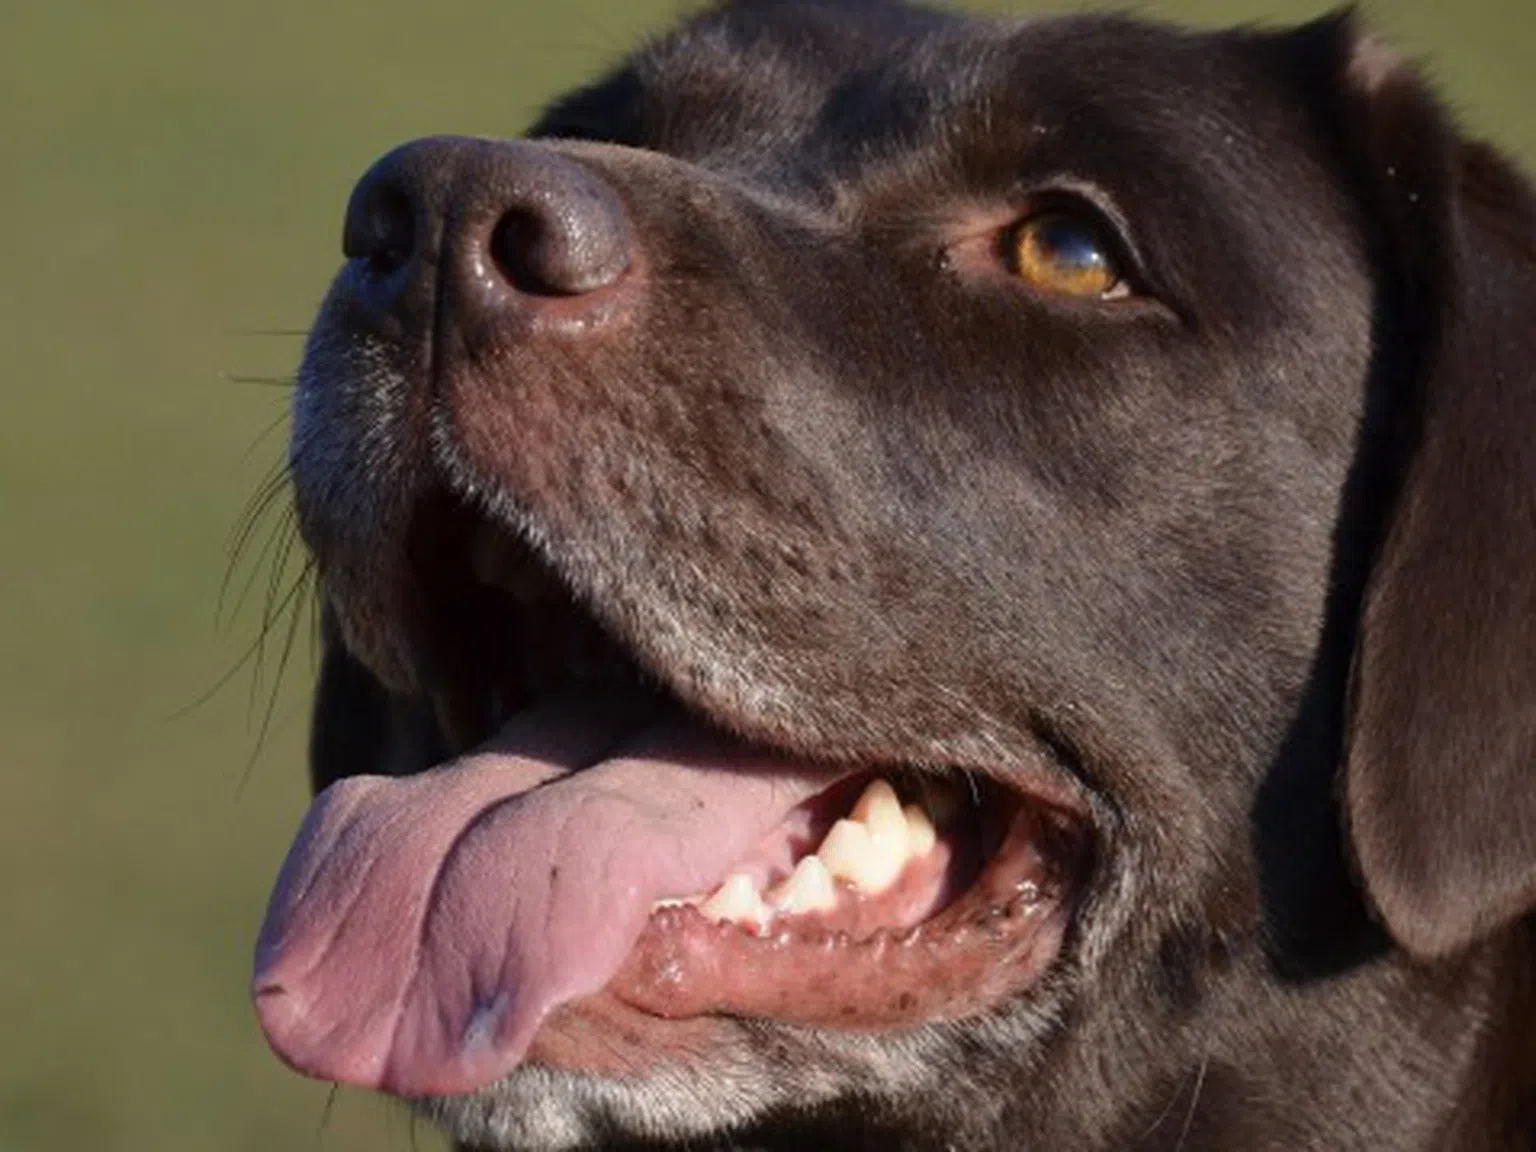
[254, 492, 1089, 1098]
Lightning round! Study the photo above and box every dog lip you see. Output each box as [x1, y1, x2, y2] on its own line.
[607, 795, 1082, 1030]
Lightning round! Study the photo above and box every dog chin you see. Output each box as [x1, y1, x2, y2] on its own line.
[414, 1002, 1065, 1152]
[418, 1064, 755, 1152]
[417, 1050, 849, 1152]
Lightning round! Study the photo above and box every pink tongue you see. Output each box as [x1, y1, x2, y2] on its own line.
[253, 699, 829, 1096]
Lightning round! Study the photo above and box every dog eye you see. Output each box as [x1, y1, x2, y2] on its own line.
[1007, 213, 1129, 300]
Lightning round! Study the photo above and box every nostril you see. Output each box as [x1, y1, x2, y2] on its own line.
[490, 210, 562, 295]
[343, 182, 415, 276]
[489, 193, 631, 298]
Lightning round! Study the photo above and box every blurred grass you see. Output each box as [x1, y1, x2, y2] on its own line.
[0, 0, 1528, 1149]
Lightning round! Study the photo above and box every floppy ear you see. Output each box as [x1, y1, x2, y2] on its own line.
[1336, 25, 1536, 959]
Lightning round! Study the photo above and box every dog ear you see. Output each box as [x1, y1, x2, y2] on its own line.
[1327, 20, 1536, 959]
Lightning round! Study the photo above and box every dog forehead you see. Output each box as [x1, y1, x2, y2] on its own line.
[543, 6, 1321, 202]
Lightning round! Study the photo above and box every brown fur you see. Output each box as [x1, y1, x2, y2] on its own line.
[284, 4, 1536, 1147]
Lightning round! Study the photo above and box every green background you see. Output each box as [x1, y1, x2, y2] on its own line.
[1, 0, 1528, 1148]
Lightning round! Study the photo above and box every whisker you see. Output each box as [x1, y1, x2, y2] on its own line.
[315, 1082, 339, 1145]
[962, 768, 981, 807]
[218, 462, 296, 628]
[237, 326, 311, 339]
[247, 512, 307, 717]
[236, 554, 318, 798]
[220, 505, 291, 638]
[1173, 1052, 1211, 1152]
[223, 372, 298, 388]
[176, 435, 321, 797]
[173, 550, 315, 722]
[239, 409, 293, 464]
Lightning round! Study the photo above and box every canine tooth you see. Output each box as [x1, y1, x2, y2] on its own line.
[903, 803, 937, 857]
[854, 778, 911, 878]
[767, 856, 838, 915]
[852, 779, 909, 847]
[698, 874, 771, 932]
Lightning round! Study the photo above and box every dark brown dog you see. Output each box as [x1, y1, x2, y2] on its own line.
[253, 2, 1536, 1148]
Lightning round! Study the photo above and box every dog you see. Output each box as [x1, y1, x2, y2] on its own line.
[252, 2, 1536, 1148]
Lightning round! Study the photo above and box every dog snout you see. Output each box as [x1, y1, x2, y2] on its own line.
[340, 135, 633, 331]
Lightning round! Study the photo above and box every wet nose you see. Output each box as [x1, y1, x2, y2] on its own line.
[340, 136, 632, 327]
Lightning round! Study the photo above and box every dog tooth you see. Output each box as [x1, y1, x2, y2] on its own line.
[903, 803, 937, 857]
[768, 856, 838, 915]
[852, 779, 909, 848]
[854, 778, 911, 879]
[650, 896, 697, 911]
[817, 819, 875, 884]
[698, 874, 772, 932]
[863, 827, 908, 891]
[816, 816, 904, 894]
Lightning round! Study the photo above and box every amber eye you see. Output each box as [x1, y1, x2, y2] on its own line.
[1008, 212, 1129, 300]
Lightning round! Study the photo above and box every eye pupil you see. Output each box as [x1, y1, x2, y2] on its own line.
[1035, 219, 1106, 272]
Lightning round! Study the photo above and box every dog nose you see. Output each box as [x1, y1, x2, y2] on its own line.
[340, 136, 632, 325]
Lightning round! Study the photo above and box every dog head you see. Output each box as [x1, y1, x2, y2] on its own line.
[255, 4, 1536, 1148]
